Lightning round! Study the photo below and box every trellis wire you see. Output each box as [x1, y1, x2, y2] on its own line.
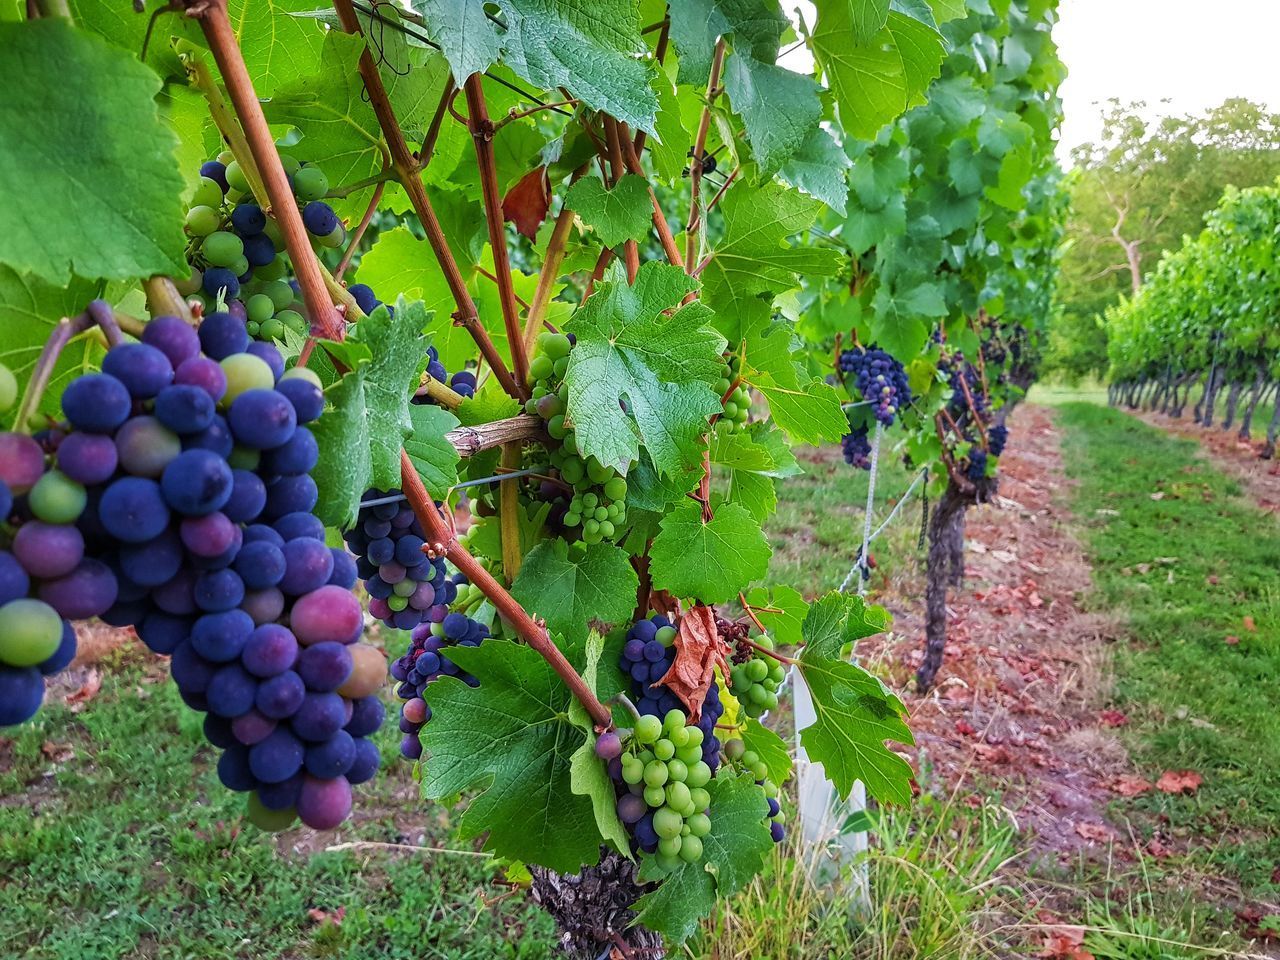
[356, 467, 543, 510]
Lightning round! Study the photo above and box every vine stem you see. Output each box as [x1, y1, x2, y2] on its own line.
[334, 177, 387, 282]
[620, 135, 683, 268]
[604, 117, 640, 283]
[329, 0, 522, 402]
[742, 636, 796, 666]
[685, 40, 727, 271]
[463, 75, 531, 395]
[398, 450, 614, 728]
[12, 301, 123, 433]
[522, 163, 589, 357]
[187, 0, 342, 340]
[142, 276, 194, 325]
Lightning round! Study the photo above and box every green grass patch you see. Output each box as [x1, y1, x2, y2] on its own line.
[1057, 402, 1280, 897]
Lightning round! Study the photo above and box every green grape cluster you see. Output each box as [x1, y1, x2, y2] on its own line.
[620, 710, 715, 868]
[729, 636, 786, 718]
[714, 353, 751, 434]
[723, 739, 786, 841]
[524, 331, 628, 544]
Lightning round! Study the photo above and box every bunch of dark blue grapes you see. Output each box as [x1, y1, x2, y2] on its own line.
[988, 423, 1008, 457]
[839, 346, 911, 426]
[946, 362, 986, 419]
[389, 581, 489, 761]
[343, 489, 454, 631]
[966, 448, 989, 483]
[841, 427, 873, 470]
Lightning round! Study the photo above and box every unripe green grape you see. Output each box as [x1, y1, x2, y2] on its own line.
[259, 280, 293, 311]
[685, 725, 704, 748]
[29, 470, 86, 524]
[768, 662, 786, 684]
[529, 354, 554, 381]
[644, 784, 667, 807]
[656, 625, 677, 647]
[748, 684, 768, 705]
[186, 204, 221, 236]
[687, 812, 711, 838]
[532, 382, 549, 400]
[393, 579, 417, 598]
[230, 254, 250, 278]
[603, 476, 627, 501]
[0, 598, 63, 667]
[246, 320, 261, 337]
[653, 738, 675, 761]
[542, 332, 572, 359]
[771, 809, 785, 825]
[658, 835, 682, 858]
[387, 595, 408, 612]
[193, 176, 225, 208]
[216, 149, 234, 165]
[278, 153, 301, 177]
[547, 415, 567, 439]
[715, 377, 730, 394]
[668, 724, 690, 749]
[724, 739, 746, 761]
[666, 758, 688, 783]
[583, 518, 600, 537]
[741, 750, 759, 768]
[606, 502, 623, 519]
[634, 714, 662, 744]
[586, 458, 612, 483]
[689, 787, 710, 811]
[655, 852, 681, 870]
[563, 512, 581, 528]
[552, 356, 569, 378]
[318, 224, 346, 249]
[686, 760, 712, 789]
[202, 231, 244, 268]
[763, 691, 778, 711]
[761, 778, 779, 798]
[722, 400, 739, 419]
[714, 419, 734, 435]
[749, 760, 768, 780]
[598, 520, 615, 539]
[643, 760, 668, 787]
[246, 293, 275, 323]
[264, 219, 285, 248]
[225, 160, 250, 193]
[255, 255, 286, 281]
[637, 748, 655, 765]
[733, 404, 749, 423]
[560, 427, 576, 454]
[679, 835, 703, 862]
[0, 362, 17, 412]
[174, 267, 203, 296]
[653, 806, 683, 839]
[260, 318, 285, 341]
[228, 446, 260, 471]
[621, 758, 645, 785]
[582, 492, 598, 510]
[746, 658, 768, 682]
[276, 310, 307, 335]
[292, 164, 329, 202]
[676, 743, 701, 765]
[220, 353, 276, 404]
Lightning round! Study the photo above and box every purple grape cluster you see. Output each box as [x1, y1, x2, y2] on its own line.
[946, 362, 986, 418]
[342, 489, 454, 631]
[841, 427, 873, 470]
[45, 314, 385, 831]
[838, 346, 911, 426]
[0, 433, 85, 725]
[390, 581, 489, 760]
[966, 447, 989, 483]
[988, 423, 1008, 457]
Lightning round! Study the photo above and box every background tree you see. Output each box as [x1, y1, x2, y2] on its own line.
[1047, 97, 1280, 383]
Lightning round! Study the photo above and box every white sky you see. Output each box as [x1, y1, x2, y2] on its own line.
[1053, 0, 1280, 160]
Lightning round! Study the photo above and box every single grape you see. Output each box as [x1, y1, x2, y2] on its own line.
[27, 470, 86, 524]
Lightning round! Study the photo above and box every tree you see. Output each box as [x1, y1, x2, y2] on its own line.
[1047, 98, 1280, 383]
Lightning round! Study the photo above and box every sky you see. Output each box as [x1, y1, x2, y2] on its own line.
[1045, 0, 1280, 159]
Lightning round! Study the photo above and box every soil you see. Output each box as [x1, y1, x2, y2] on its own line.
[856, 404, 1136, 864]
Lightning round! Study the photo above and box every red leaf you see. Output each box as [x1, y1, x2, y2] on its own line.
[1098, 709, 1128, 727]
[954, 719, 977, 737]
[502, 166, 551, 239]
[659, 605, 729, 723]
[307, 906, 345, 926]
[1074, 822, 1114, 843]
[1224, 634, 1239, 646]
[1111, 776, 1152, 797]
[66, 670, 102, 710]
[1155, 769, 1202, 794]
[1145, 837, 1171, 858]
[1040, 925, 1095, 960]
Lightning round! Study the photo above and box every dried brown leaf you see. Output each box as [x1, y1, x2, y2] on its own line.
[660, 605, 728, 722]
[1155, 769, 1202, 794]
[502, 166, 551, 239]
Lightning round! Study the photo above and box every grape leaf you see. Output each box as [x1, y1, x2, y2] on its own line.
[794, 593, 913, 805]
[741, 716, 793, 785]
[649, 78, 694, 184]
[564, 174, 653, 247]
[311, 301, 428, 527]
[564, 262, 725, 475]
[711, 426, 801, 522]
[849, 0, 891, 42]
[0, 266, 104, 427]
[405, 403, 461, 498]
[779, 126, 852, 215]
[420, 640, 604, 872]
[650, 501, 771, 604]
[723, 54, 823, 176]
[412, 0, 503, 81]
[568, 630, 632, 856]
[700, 184, 843, 342]
[741, 325, 848, 444]
[0, 21, 187, 285]
[743, 583, 808, 647]
[491, 0, 659, 134]
[668, 0, 789, 86]
[510, 540, 639, 647]
[871, 280, 947, 360]
[633, 773, 772, 942]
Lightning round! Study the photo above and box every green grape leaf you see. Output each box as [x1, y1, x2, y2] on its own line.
[849, 0, 891, 42]
[568, 630, 632, 855]
[564, 174, 653, 247]
[779, 126, 852, 216]
[456, 377, 523, 426]
[405, 403, 461, 498]
[311, 301, 428, 526]
[633, 773, 773, 942]
[871, 281, 947, 360]
[412, 0, 503, 81]
[0, 21, 187, 285]
[741, 717, 793, 785]
[493, 0, 659, 134]
[0, 267, 104, 428]
[741, 326, 848, 445]
[669, 0, 788, 86]
[564, 262, 725, 475]
[510, 540, 639, 648]
[795, 593, 913, 805]
[927, 0, 967, 23]
[700, 184, 842, 342]
[649, 77, 694, 184]
[742, 584, 808, 647]
[420, 640, 604, 872]
[711, 426, 801, 521]
[723, 54, 823, 176]
[650, 500, 771, 604]
[625, 450, 702, 514]
[466, 500, 552, 566]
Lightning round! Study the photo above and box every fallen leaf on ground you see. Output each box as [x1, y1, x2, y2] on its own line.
[65, 670, 102, 709]
[1224, 635, 1239, 646]
[1149, 492, 1165, 500]
[307, 906, 345, 926]
[954, 719, 977, 737]
[1111, 776, 1152, 797]
[1243, 615, 1257, 632]
[1145, 837, 1171, 858]
[1040, 924, 1095, 960]
[41, 741, 75, 763]
[1098, 709, 1128, 727]
[1074, 822, 1114, 842]
[1156, 770, 1203, 795]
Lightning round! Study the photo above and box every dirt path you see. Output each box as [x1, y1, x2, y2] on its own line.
[1135, 408, 1280, 514]
[859, 404, 1137, 864]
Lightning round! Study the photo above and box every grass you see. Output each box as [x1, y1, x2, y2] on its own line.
[1057, 402, 1280, 902]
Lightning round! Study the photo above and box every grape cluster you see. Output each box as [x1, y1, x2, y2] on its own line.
[389, 586, 490, 761]
[0, 426, 84, 725]
[945, 361, 986, 419]
[966, 447, 989, 483]
[839, 346, 911, 426]
[841, 427, 873, 469]
[342, 488, 454, 632]
[525, 332, 629, 545]
[714, 354, 751, 434]
[728, 637, 785, 719]
[723, 738, 786, 843]
[43, 316, 384, 831]
[988, 423, 1008, 457]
